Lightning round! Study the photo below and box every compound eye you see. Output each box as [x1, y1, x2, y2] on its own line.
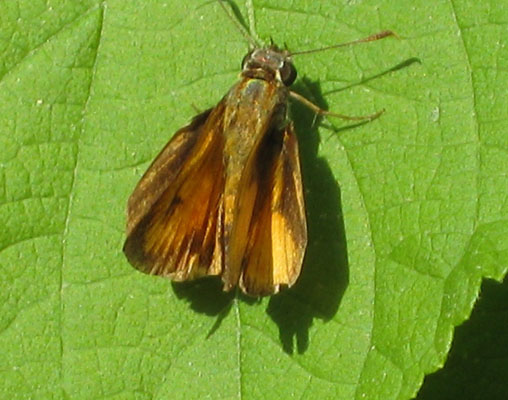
[280, 61, 297, 86]
[241, 50, 254, 69]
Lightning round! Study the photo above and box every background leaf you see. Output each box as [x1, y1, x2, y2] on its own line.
[0, 0, 507, 399]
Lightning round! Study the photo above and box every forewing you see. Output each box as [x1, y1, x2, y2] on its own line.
[124, 104, 226, 280]
[239, 123, 307, 296]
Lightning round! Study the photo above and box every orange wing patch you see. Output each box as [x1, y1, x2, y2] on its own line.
[124, 104, 226, 281]
[237, 123, 307, 296]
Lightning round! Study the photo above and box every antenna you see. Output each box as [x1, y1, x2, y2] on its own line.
[217, 0, 262, 48]
[290, 30, 396, 56]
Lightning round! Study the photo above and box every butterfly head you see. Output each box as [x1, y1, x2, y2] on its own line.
[241, 47, 297, 86]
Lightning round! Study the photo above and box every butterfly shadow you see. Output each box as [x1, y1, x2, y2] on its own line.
[266, 77, 354, 355]
[171, 277, 235, 335]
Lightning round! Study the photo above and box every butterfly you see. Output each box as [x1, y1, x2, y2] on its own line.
[123, 0, 394, 296]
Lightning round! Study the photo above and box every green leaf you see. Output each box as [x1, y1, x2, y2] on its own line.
[0, 0, 506, 399]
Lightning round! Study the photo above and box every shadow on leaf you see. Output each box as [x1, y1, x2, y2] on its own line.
[267, 78, 353, 354]
[324, 57, 421, 96]
[267, 57, 416, 353]
[416, 276, 508, 400]
[172, 278, 234, 313]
